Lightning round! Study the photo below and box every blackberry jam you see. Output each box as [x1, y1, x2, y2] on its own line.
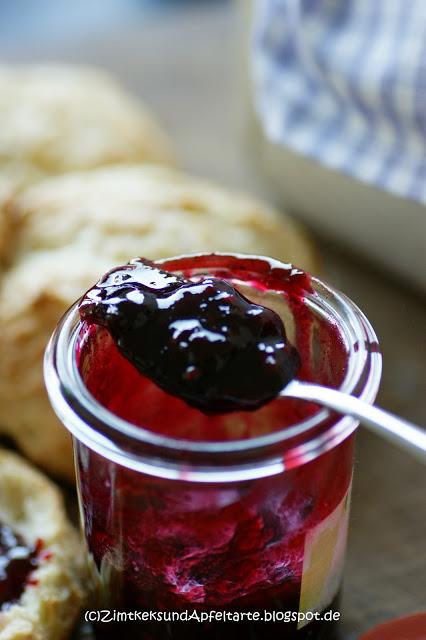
[78, 258, 301, 414]
[45, 253, 382, 640]
[0, 522, 39, 608]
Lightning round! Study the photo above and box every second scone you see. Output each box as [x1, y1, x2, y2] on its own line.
[0, 448, 86, 640]
[0, 164, 319, 481]
[0, 63, 174, 264]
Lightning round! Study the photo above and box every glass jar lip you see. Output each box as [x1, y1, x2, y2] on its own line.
[44, 252, 382, 476]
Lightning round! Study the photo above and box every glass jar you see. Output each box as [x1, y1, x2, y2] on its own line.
[44, 253, 381, 640]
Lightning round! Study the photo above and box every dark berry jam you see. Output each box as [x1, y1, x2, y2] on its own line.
[0, 522, 40, 607]
[78, 255, 347, 441]
[79, 258, 300, 414]
[74, 254, 352, 640]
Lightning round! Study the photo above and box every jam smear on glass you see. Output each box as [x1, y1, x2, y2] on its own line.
[0, 522, 40, 607]
[79, 258, 300, 414]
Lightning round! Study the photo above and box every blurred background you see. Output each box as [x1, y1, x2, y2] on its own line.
[0, 1, 424, 637]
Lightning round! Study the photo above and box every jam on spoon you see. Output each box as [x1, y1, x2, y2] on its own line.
[79, 258, 300, 414]
[0, 522, 40, 607]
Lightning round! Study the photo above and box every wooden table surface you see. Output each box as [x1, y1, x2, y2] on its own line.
[3, 2, 425, 637]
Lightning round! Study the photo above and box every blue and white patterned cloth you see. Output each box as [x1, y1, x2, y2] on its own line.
[252, 0, 426, 203]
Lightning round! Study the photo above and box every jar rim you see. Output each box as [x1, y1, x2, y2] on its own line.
[44, 252, 382, 480]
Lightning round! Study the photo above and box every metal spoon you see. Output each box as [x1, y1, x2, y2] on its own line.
[280, 380, 426, 464]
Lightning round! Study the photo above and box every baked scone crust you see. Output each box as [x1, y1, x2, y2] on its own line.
[0, 164, 320, 480]
[0, 63, 174, 266]
[0, 448, 86, 640]
[0, 64, 173, 173]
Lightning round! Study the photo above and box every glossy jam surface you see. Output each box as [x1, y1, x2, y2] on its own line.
[75, 255, 352, 639]
[79, 258, 300, 414]
[0, 522, 39, 607]
[78, 256, 348, 440]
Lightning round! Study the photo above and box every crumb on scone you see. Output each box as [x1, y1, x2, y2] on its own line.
[0, 164, 320, 481]
[0, 448, 86, 640]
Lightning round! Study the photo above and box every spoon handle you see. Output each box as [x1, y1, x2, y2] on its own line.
[282, 380, 426, 464]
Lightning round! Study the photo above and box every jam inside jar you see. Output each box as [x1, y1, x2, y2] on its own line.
[45, 253, 382, 639]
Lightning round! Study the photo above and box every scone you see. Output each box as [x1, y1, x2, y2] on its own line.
[0, 164, 319, 480]
[0, 63, 174, 259]
[0, 448, 86, 639]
